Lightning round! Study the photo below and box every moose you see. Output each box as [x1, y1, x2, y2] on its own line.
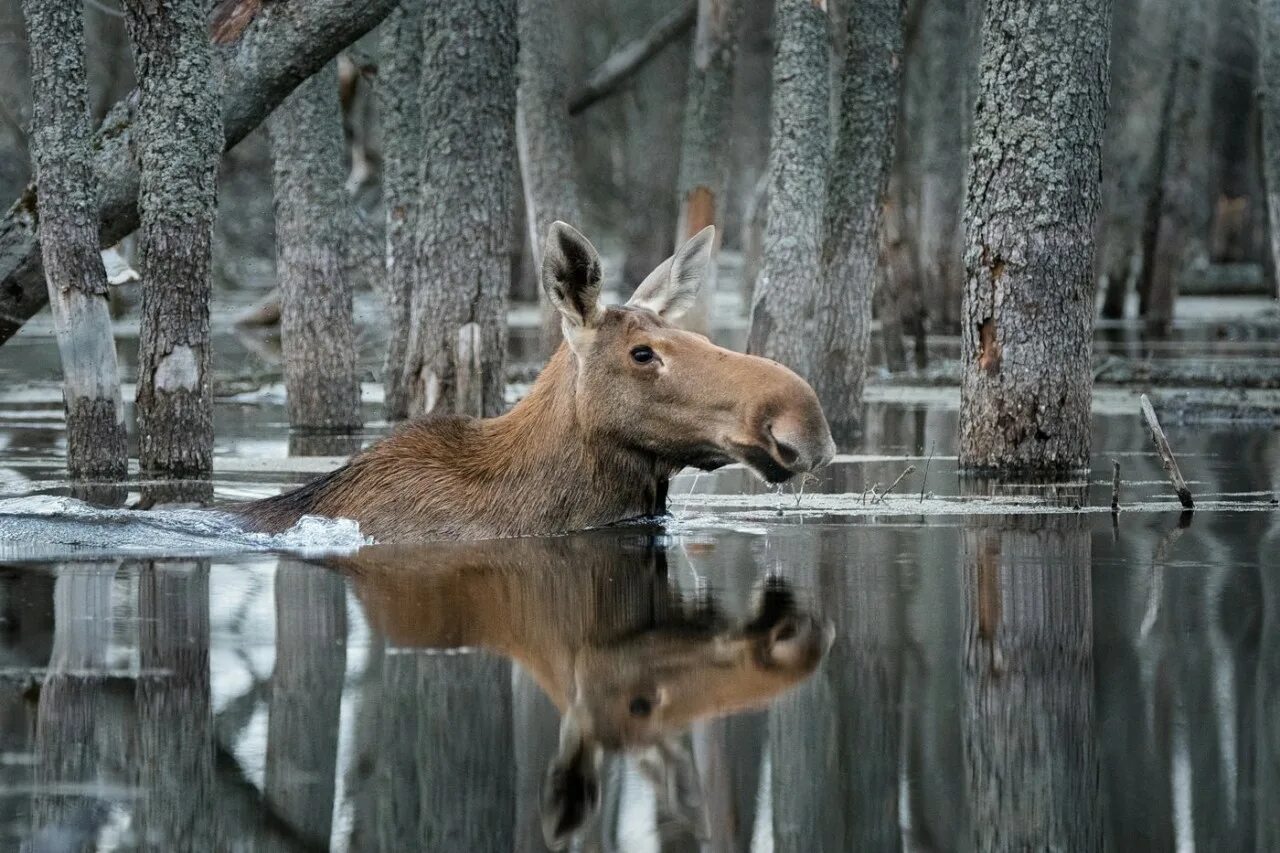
[335, 532, 831, 848]
[238, 222, 835, 542]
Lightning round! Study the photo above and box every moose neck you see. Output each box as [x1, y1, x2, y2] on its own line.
[479, 344, 672, 530]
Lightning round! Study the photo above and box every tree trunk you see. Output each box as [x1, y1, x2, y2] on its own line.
[518, 0, 584, 358]
[264, 559, 347, 848]
[0, 0, 401, 349]
[673, 0, 739, 336]
[1209, 0, 1258, 263]
[403, 0, 517, 418]
[958, 0, 1111, 475]
[1261, 0, 1280, 300]
[122, 0, 223, 500]
[810, 0, 902, 443]
[961, 518, 1102, 852]
[725, 0, 772, 258]
[1145, 0, 1213, 337]
[915, 0, 970, 333]
[268, 61, 362, 434]
[747, 0, 830, 371]
[20, 0, 128, 495]
[380, 0, 424, 422]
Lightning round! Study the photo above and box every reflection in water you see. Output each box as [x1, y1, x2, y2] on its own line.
[0, 504, 1278, 850]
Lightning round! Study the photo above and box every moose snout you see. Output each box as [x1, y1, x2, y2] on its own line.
[767, 417, 837, 475]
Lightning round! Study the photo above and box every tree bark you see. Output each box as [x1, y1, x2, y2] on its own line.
[1261, 0, 1280, 300]
[380, 0, 424, 421]
[747, 0, 830, 371]
[403, 0, 517, 418]
[20, 0, 128, 493]
[810, 0, 902, 443]
[961, 518, 1102, 852]
[1145, 0, 1214, 337]
[123, 0, 223, 498]
[674, 0, 739, 335]
[958, 0, 1111, 475]
[265, 559, 347, 848]
[517, 0, 584, 357]
[268, 61, 362, 434]
[915, 0, 971, 333]
[0, 0, 401, 349]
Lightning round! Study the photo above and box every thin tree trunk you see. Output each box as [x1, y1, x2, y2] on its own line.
[915, 0, 969, 333]
[123, 0, 223, 500]
[268, 61, 362, 434]
[1209, 0, 1258, 263]
[21, 0, 127, 496]
[961, 518, 1102, 852]
[747, 0, 830, 371]
[265, 559, 347, 848]
[403, 0, 516, 418]
[811, 0, 902, 443]
[1146, 0, 1213, 337]
[1260, 0, 1280, 300]
[725, 0, 772, 258]
[674, 0, 739, 336]
[517, 0, 584, 357]
[380, 0, 424, 422]
[959, 0, 1111, 475]
[0, 0, 401, 349]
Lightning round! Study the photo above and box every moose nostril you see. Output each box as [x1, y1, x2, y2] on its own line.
[774, 440, 800, 466]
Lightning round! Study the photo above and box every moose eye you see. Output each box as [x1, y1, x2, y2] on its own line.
[630, 345, 655, 364]
[628, 696, 654, 718]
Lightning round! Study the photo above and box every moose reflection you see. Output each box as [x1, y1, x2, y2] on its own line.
[333, 531, 831, 849]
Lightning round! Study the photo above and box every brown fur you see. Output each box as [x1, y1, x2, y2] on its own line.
[237, 223, 835, 543]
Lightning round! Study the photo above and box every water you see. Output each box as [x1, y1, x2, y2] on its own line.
[2, 307, 1280, 850]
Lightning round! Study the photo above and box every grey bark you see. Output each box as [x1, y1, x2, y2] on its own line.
[1261, 0, 1280, 299]
[268, 61, 363, 434]
[517, 0, 583, 357]
[1145, 0, 1214, 337]
[747, 0, 831, 371]
[674, 0, 740, 335]
[620, 1, 689, 287]
[0, 0, 401, 348]
[402, 0, 517, 418]
[1097, 0, 1168, 319]
[124, 0, 223, 494]
[20, 0, 128, 491]
[380, 0, 423, 421]
[915, 0, 970, 332]
[265, 559, 347, 848]
[810, 0, 902, 443]
[961, 518, 1102, 852]
[958, 0, 1111, 475]
[1209, 0, 1258, 262]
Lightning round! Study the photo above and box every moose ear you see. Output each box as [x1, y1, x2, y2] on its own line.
[542, 222, 604, 349]
[541, 712, 602, 851]
[627, 225, 715, 320]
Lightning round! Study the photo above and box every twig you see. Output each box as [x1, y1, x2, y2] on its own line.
[1140, 394, 1194, 508]
[1110, 460, 1121, 513]
[568, 0, 697, 114]
[919, 442, 935, 503]
[874, 465, 916, 504]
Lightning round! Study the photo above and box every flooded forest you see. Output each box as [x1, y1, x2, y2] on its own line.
[0, 0, 1279, 850]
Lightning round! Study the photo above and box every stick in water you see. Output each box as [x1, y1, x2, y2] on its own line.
[1139, 394, 1194, 509]
[1110, 460, 1121, 513]
[919, 442, 935, 503]
[875, 465, 916, 504]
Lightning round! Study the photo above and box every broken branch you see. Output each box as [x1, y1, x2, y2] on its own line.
[1140, 394, 1194, 509]
[567, 0, 697, 115]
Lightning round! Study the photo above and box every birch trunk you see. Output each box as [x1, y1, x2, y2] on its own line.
[403, 0, 517, 418]
[21, 0, 127, 492]
[268, 61, 362, 434]
[674, 0, 739, 335]
[959, 0, 1111, 475]
[517, 0, 583, 357]
[811, 0, 902, 442]
[123, 0, 223, 497]
[380, 0, 424, 421]
[747, 0, 830, 371]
